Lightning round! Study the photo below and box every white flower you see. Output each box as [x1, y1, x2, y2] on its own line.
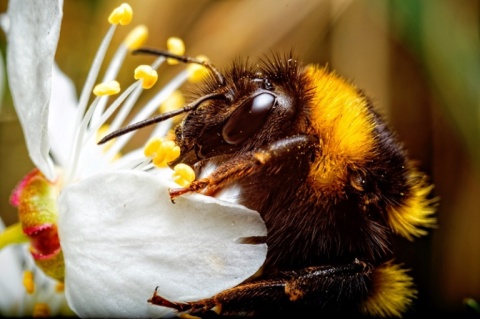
[1, 0, 267, 317]
[0, 220, 73, 317]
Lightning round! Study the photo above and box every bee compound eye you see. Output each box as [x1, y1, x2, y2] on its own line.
[222, 93, 275, 145]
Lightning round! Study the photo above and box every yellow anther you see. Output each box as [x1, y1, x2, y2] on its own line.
[93, 81, 121, 96]
[172, 163, 195, 187]
[108, 3, 133, 25]
[144, 137, 180, 167]
[23, 271, 35, 294]
[97, 125, 113, 145]
[153, 140, 180, 167]
[98, 125, 122, 161]
[144, 137, 162, 158]
[55, 281, 65, 293]
[124, 25, 148, 50]
[32, 303, 51, 318]
[187, 55, 210, 83]
[166, 37, 185, 65]
[134, 65, 158, 89]
[160, 90, 185, 114]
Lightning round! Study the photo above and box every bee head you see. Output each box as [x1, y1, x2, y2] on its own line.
[98, 50, 309, 168]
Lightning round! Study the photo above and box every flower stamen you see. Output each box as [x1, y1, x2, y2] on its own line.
[23, 270, 35, 294]
[68, 3, 135, 180]
[55, 281, 65, 293]
[0, 222, 29, 249]
[144, 137, 180, 168]
[96, 125, 118, 156]
[103, 70, 190, 161]
[166, 37, 185, 65]
[91, 24, 149, 125]
[93, 81, 121, 96]
[32, 303, 51, 317]
[172, 163, 195, 187]
[124, 25, 149, 51]
[160, 90, 185, 114]
[108, 3, 133, 26]
[97, 37, 186, 161]
[187, 55, 210, 82]
[74, 24, 117, 129]
[76, 82, 143, 172]
[134, 65, 158, 89]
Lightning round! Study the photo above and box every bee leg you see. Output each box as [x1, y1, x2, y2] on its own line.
[169, 180, 210, 199]
[169, 135, 317, 200]
[148, 287, 216, 317]
[150, 259, 373, 317]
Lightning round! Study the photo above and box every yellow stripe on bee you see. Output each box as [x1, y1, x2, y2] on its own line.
[360, 262, 417, 318]
[306, 65, 375, 161]
[305, 66, 376, 191]
[387, 167, 438, 240]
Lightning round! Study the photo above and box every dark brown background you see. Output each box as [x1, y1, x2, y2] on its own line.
[0, 1, 479, 317]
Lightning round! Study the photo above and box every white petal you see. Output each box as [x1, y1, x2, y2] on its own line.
[5, 0, 64, 181]
[48, 64, 78, 168]
[0, 245, 27, 316]
[0, 220, 24, 316]
[58, 170, 267, 318]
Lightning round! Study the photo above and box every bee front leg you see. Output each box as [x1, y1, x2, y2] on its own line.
[169, 179, 210, 199]
[149, 259, 373, 317]
[169, 135, 317, 201]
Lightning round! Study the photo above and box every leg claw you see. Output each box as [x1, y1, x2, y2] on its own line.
[168, 180, 210, 203]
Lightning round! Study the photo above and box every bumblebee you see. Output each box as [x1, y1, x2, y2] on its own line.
[100, 50, 437, 318]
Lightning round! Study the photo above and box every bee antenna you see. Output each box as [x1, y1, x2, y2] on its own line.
[97, 92, 224, 145]
[133, 48, 226, 86]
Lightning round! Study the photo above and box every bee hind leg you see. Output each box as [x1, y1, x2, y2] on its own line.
[148, 287, 217, 317]
[150, 260, 374, 317]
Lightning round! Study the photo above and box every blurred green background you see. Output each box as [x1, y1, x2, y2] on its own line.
[0, 0, 479, 317]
